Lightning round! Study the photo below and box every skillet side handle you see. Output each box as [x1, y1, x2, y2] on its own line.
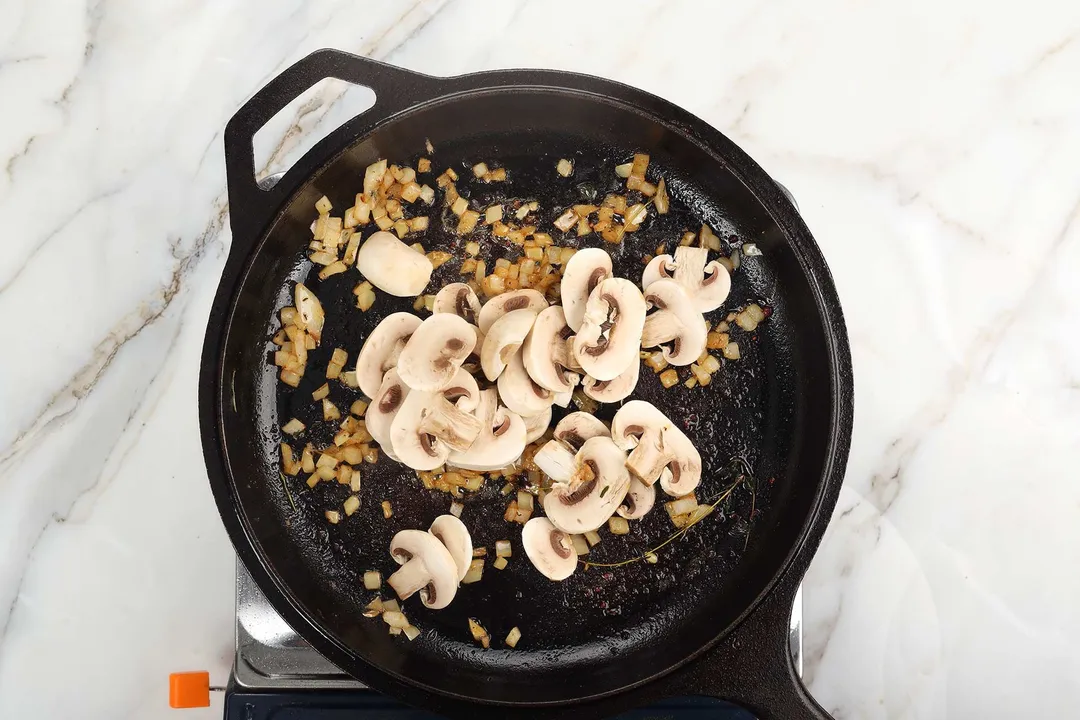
[665, 569, 832, 720]
[222, 48, 437, 258]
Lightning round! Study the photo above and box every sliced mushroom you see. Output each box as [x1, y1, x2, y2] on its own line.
[397, 313, 476, 391]
[432, 283, 482, 324]
[355, 230, 434, 297]
[430, 515, 473, 582]
[387, 529, 459, 609]
[355, 313, 422, 398]
[522, 305, 580, 393]
[542, 436, 631, 534]
[642, 246, 731, 313]
[572, 278, 647, 381]
[480, 308, 538, 381]
[522, 406, 552, 444]
[418, 396, 484, 453]
[561, 248, 613, 332]
[582, 356, 640, 403]
[552, 412, 609, 452]
[294, 283, 325, 343]
[617, 478, 656, 520]
[497, 349, 555, 417]
[611, 400, 702, 496]
[522, 517, 577, 581]
[449, 389, 527, 471]
[552, 389, 574, 407]
[476, 289, 547, 334]
[389, 390, 453, 470]
[640, 279, 708, 366]
[365, 368, 410, 462]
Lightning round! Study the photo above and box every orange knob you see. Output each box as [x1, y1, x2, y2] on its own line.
[169, 671, 211, 708]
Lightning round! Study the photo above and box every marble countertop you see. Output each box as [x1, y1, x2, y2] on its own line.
[2, 0, 1079, 717]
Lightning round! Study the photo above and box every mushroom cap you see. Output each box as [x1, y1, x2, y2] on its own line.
[552, 412, 609, 452]
[617, 477, 656, 520]
[429, 515, 473, 582]
[582, 356, 640, 403]
[476, 289, 547, 334]
[522, 305, 578, 393]
[522, 517, 578, 581]
[572, 278, 647, 381]
[365, 368, 410, 462]
[522, 406, 553, 445]
[389, 390, 451, 470]
[448, 389, 528, 471]
[432, 283, 482, 324]
[543, 436, 630, 534]
[641, 279, 708, 366]
[355, 313, 423, 398]
[397, 313, 477, 391]
[642, 246, 731, 313]
[497, 349, 555, 417]
[294, 283, 325, 343]
[561, 248, 613, 332]
[480, 308, 538, 381]
[658, 440, 702, 496]
[389, 529, 459, 609]
[439, 366, 481, 412]
[355, 230, 434, 297]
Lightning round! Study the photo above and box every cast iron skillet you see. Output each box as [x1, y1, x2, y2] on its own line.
[200, 49, 853, 719]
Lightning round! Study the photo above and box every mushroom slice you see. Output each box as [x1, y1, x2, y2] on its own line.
[365, 368, 410, 462]
[480, 309, 538, 381]
[572, 278, 647, 381]
[522, 517, 577, 581]
[617, 477, 656, 520]
[561, 248, 613, 332]
[390, 391, 453, 470]
[522, 407, 552, 445]
[355, 230, 434, 297]
[294, 283, 325, 343]
[430, 515, 473, 582]
[498, 349, 555, 417]
[552, 412, 609, 452]
[532, 440, 577, 483]
[611, 400, 702, 496]
[542, 436, 631, 534]
[394, 368, 483, 462]
[449, 389, 528, 471]
[582, 357, 640, 403]
[476, 289, 547, 334]
[640, 279, 708, 367]
[397, 313, 477, 391]
[522, 305, 580, 393]
[355, 313, 423, 398]
[642, 246, 731, 313]
[388, 529, 459, 609]
[433, 283, 482, 324]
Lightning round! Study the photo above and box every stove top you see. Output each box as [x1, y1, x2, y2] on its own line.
[230, 560, 803, 718]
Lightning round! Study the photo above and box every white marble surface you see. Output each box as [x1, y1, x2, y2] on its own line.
[2, 0, 1079, 717]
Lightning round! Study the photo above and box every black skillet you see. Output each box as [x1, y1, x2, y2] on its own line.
[199, 49, 853, 719]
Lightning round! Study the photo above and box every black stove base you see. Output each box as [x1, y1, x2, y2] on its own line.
[225, 689, 755, 719]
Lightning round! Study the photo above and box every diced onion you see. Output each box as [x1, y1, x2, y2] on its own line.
[570, 534, 590, 555]
[472, 162, 489, 178]
[315, 196, 333, 214]
[556, 158, 574, 177]
[608, 516, 630, 535]
[665, 494, 699, 517]
[615, 162, 632, 178]
[381, 500, 393, 519]
[505, 627, 521, 648]
[723, 342, 741, 360]
[382, 598, 401, 613]
[495, 540, 512, 558]
[516, 491, 534, 513]
[659, 368, 679, 388]
[345, 495, 361, 516]
[584, 530, 602, 546]
[493, 556, 509, 570]
[403, 625, 421, 641]
[325, 510, 341, 524]
[462, 558, 485, 584]
[450, 501, 464, 518]
[383, 611, 411, 629]
[282, 418, 305, 435]
[363, 570, 381, 590]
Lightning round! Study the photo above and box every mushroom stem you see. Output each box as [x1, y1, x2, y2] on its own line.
[641, 312, 681, 346]
[533, 440, 576, 483]
[626, 432, 674, 485]
[388, 557, 430, 600]
[419, 396, 484, 453]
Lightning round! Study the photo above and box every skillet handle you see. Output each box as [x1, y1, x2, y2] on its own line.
[223, 48, 438, 256]
[664, 570, 832, 720]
